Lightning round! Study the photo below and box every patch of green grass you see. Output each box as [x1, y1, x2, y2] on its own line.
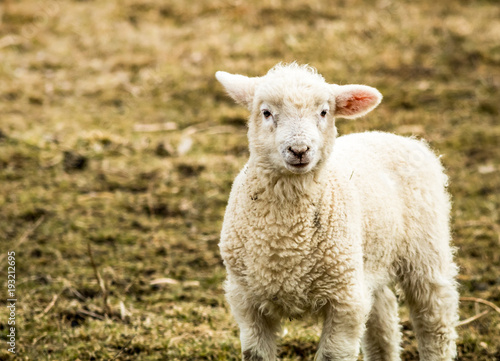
[0, 0, 499, 359]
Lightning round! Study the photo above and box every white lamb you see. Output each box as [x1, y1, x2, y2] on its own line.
[216, 63, 459, 361]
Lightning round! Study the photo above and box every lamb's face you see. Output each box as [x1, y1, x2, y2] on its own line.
[251, 81, 333, 174]
[216, 64, 382, 175]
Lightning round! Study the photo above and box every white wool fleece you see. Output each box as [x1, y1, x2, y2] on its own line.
[217, 63, 459, 361]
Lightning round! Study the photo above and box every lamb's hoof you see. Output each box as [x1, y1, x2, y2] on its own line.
[314, 352, 334, 361]
[243, 349, 264, 361]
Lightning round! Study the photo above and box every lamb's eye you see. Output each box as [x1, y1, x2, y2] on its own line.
[262, 110, 272, 118]
[320, 110, 328, 117]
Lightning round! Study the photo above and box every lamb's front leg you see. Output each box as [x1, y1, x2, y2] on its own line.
[315, 295, 368, 361]
[226, 283, 281, 360]
[238, 309, 280, 361]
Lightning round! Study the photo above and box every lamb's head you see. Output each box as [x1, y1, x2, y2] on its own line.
[216, 63, 382, 174]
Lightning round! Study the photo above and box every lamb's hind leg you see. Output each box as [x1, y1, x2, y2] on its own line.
[362, 286, 401, 361]
[399, 260, 459, 360]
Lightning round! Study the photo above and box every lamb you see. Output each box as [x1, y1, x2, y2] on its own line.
[216, 63, 459, 361]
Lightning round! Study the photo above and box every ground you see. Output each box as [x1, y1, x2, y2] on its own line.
[0, 0, 499, 360]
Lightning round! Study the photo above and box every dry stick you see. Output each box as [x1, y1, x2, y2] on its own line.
[133, 122, 177, 132]
[457, 310, 490, 327]
[68, 286, 86, 301]
[111, 333, 137, 361]
[146, 182, 155, 218]
[457, 296, 500, 327]
[460, 296, 500, 314]
[77, 309, 105, 320]
[0, 216, 44, 266]
[35, 293, 60, 320]
[32, 333, 48, 346]
[87, 243, 112, 316]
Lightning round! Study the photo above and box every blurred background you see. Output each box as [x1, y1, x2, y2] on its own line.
[0, 0, 499, 359]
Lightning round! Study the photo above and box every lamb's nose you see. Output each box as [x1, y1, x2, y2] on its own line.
[288, 145, 310, 158]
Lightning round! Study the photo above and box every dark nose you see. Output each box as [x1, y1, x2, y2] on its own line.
[288, 145, 310, 159]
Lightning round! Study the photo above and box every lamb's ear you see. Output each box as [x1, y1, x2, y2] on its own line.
[215, 71, 260, 108]
[331, 84, 382, 119]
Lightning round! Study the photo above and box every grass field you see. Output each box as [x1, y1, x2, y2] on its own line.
[0, 0, 499, 359]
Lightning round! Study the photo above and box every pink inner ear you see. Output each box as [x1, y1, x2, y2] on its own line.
[336, 89, 379, 117]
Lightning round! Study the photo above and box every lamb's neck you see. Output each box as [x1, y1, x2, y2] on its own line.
[245, 159, 326, 204]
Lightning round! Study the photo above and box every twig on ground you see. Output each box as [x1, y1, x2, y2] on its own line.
[119, 301, 130, 321]
[0, 216, 44, 266]
[457, 296, 500, 327]
[32, 333, 48, 346]
[150, 277, 180, 285]
[111, 333, 137, 361]
[87, 243, 112, 316]
[147, 182, 155, 217]
[35, 293, 61, 320]
[457, 310, 490, 327]
[133, 122, 177, 132]
[68, 286, 87, 301]
[77, 309, 105, 320]
[460, 296, 500, 314]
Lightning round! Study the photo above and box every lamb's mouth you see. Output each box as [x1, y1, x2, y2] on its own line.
[288, 162, 309, 168]
[285, 161, 311, 172]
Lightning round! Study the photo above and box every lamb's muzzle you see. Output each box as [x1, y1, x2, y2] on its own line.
[286, 144, 310, 165]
